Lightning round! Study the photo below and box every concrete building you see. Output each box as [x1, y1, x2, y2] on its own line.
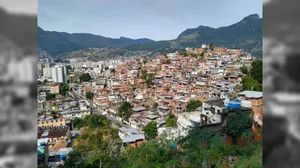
[238, 91, 263, 126]
[69, 58, 77, 68]
[52, 64, 68, 83]
[118, 127, 145, 147]
[50, 84, 60, 94]
[43, 67, 52, 78]
[38, 118, 66, 128]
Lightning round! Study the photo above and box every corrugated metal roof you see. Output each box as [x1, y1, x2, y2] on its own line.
[239, 91, 263, 98]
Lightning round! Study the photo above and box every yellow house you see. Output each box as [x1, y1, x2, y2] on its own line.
[38, 118, 66, 128]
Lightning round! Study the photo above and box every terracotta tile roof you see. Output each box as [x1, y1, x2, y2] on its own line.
[50, 141, 68, 151]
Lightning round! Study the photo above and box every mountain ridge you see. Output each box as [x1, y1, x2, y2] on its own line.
[38, 27, 155, 56]
[125, 14, 262, 57]
[38, 14, 262, 58]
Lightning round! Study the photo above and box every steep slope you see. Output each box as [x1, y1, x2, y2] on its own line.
[38, 27, 154, 56]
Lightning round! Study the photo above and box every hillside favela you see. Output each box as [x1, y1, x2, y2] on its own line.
[37, 3, 262, 168]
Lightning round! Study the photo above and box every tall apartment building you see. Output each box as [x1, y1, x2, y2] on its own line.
[70, 58, 77, 68]
[43, 67, 52, 78]
[51, 64, 68, 83]
[37, 62, 45, 76]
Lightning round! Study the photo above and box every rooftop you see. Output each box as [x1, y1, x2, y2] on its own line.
[238, 91, 263, 98]
[37, 138, 49, 147]
[132, 106, 146, 112]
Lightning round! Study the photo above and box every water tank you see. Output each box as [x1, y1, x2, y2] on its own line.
[228, 101, 241, 109]
[60, 154, 67, 160]
[241, 100, 252, 108]
[170, 141, 177, 149]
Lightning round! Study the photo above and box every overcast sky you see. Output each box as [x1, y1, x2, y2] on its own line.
[38, 0, 262, 41]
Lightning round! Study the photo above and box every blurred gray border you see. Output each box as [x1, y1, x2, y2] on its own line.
[0, 4, 37, 168]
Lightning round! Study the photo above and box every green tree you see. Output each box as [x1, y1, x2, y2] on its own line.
[120, 138, 182, 167]
[241, 76, 262, 91]
[117, 101, 133, 120]
[132, 86, 136, 91]
[51, 111, 59, 119]
[46, 93, 56, 100]
[141, 69, 148, 79]
[250, 60, 262, 84]
[79, 73, 92, 82]
[183, 51, 188, 57]
[191, 53, 197, 57]
[141, 70, 154, 88]
[166, 113, 176, 127]
[152, 102, 158, 109]
[166, 118, 176, 127]
[199, 52, 205, 60]
[73, 115, 108, 130]
[234, 142, 262, 168]
[240, 66, 249, 75]
[61, 150, 86, 168]
[225, 113, 254, 144]
[110, 68, 116, 73]
[143, 121, 158, 139]
[59, 83, 69, 96]
[86, 92, 94, 100]
[186, 100, 202, 112]
[209, 44, 214, 50]
[67, 124, 122, 168]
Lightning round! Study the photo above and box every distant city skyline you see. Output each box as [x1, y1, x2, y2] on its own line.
[38, 0, 262, 41]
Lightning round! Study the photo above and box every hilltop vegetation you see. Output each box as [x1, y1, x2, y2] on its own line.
[125, 14, 262, 58]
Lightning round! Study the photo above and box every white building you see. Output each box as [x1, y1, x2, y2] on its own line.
[201, 44, 208, 49]
[51, 64, 68, 83]
[69, 58, 77, 68]
[43, 67, 52, 78]
[177, 112, 202, 137]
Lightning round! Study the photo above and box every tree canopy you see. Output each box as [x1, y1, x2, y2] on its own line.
[152, 102, 158, 109]
[79, 73, 92, 82]
[142, 121, 158, 139]
[165, 113, 176, 127]
[64, 118, 262, 168]
[240, 66, 249, 75]
[241, 76, 262, 91]
[72, 115, 108, 129]
[117, 101, 133, 120]
[46, 93, 56, 100]
[250, 60, 262, 84]
[59, 83, 69, 96]
[225, 113, 254, 144]
[186, 100, 202, 112]
[86, 92, 94, 100]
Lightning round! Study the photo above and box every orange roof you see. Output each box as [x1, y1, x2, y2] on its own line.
[50, 140, 68, 151]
